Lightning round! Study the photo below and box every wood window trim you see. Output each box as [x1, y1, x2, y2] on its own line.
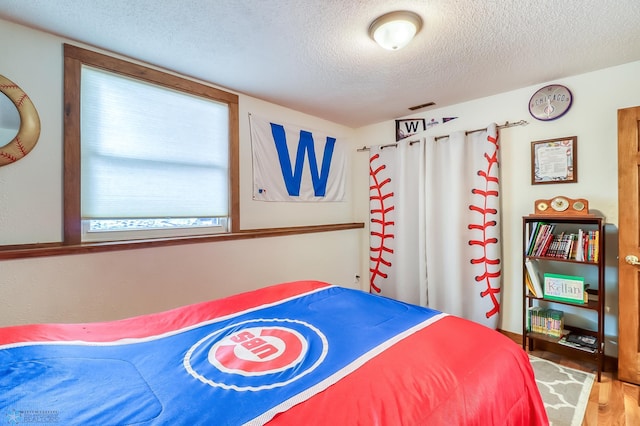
[0, 45, 365, 261]
[0, 223, 365, 260]
[63, 44, 240, 243]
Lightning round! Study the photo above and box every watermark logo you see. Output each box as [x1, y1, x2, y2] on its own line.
[4, 409, 60, 424]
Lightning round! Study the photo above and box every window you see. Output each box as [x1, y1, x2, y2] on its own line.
[63, 44, 239, 243]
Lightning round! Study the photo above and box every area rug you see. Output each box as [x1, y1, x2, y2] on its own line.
[529, 355, 595, 426]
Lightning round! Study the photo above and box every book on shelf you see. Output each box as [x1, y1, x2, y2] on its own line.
[526, 221, 541, 254]
[525, 258, 544, 298]
[592, 230, 600, 262]
[575, 229, 584, 261]
[526, 222, 555, 256]
[558, 333, 597, 353]
[527, 306, 539, 333]
[545, 309, 564, 338]
[527, 306, 539, 334]
[535, 226, 555, 256]
[553, 232, 573, 259]
[526, 226, 600, 262]
[538, 232, 554, 257]
[527, 307, 564, 338]
[566, 333, 598, 349]
[525, 271, 537, 297]
[574, 229, 600, 262]
[544, 233, 558, 258]
[568, 233, 579, 259]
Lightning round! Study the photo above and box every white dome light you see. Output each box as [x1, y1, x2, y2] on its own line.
[369, 11, 423, 51]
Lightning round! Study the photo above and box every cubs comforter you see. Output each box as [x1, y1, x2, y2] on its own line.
[0, 280, 548, 425]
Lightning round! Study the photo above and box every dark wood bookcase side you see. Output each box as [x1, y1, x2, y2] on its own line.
[522, 214, 605, 381]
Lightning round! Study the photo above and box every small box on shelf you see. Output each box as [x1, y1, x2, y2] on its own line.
[543, 273, 585, 304]
[585, 286, 599, 303]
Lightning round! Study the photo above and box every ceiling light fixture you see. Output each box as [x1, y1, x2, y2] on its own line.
[369, 10, 423, 51]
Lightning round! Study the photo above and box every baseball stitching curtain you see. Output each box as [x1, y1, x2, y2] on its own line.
[369, 141, 427, 306]
[368, 124, 502, 329]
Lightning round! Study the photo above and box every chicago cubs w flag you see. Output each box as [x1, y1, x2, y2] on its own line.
[250, 114, 346, 201]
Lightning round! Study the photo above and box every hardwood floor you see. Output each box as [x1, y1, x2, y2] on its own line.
[527, 348, 640, 426]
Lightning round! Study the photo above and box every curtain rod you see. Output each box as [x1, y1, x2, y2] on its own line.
[356, 120, 529, 152]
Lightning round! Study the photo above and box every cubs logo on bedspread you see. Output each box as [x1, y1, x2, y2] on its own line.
[0, 286, 446, 425]
[185, 319, 328, 390]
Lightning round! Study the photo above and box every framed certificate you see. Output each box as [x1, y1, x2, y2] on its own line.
[531, 136, 577, 184]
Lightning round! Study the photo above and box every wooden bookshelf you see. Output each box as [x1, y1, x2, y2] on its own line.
[522, 214, 605, 381]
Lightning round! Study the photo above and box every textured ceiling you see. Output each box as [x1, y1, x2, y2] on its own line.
[1, 0, 640, 128]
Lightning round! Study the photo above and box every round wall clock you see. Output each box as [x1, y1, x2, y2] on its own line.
[550, 196, 569, 212]
[528, 84, 573, 121]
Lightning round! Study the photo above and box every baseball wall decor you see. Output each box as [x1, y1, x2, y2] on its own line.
[0, 74, 41, 166]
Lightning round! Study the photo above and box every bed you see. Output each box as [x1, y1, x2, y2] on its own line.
[0, 280, 547, 425]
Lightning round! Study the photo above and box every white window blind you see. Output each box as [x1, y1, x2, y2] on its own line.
[80, 66, 229, 219]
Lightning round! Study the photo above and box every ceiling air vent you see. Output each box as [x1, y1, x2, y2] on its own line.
[408, 102, 435, 111]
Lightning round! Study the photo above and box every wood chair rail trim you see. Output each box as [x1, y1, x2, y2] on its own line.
[0, 222, 365, 260]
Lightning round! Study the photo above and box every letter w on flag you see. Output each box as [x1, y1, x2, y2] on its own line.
[250, 114, 346, 201]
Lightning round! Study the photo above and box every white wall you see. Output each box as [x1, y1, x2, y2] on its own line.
[0, 19, 363, 327]
[1, 231, 361, 326]
[2, 18, 638, 358]
[355, 60, 640, 356]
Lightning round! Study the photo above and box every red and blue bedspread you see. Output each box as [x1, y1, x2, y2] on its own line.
[0, 280, 548, 425]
